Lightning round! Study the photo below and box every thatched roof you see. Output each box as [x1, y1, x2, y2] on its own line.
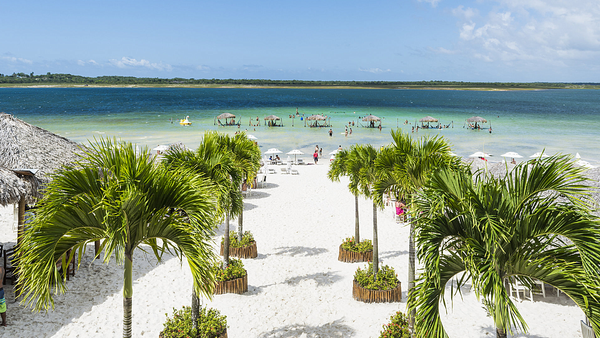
[264, 115, 280, 120]
[0, 112, 82, 183]
[0, 166, 41, 206]
[307, 114, 327, 121]
[362, 114, 381, 122]
[419, 116, 438, 123]
[467, 116, 488, 123]
[216, 113, 236, 119]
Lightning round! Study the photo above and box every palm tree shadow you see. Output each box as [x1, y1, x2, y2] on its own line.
[3, 244, 177, 337]
[379, 250, 408, 260]
[284, 271, 343, 287]
[260, 182, 279, 189]
[243, 202, 258, 211]
[257, 319, 357, 337]
[246, 190, 270, 199]
[479, 325, 547, 338]
[272, 246, 329, 257]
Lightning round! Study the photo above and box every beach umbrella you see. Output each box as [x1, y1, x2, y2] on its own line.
[362, 114, 381, 122]
[216, 113, 236, 119]
[469, 151, 491, 158]
[246, 134, 258, 140]
[264, 148, 283, 159]
[500, 152, 523, 158]
[286, 149, 304, 163]
[264, 115, 280, 121]
[467, 116, 488, 123]
[576, 153, 581, 159]
[307, 114, 327, 121]
[329, 149, 341, 155]
[0, 112, 81, 243]
[0, 167, 41, 206]
[419, 116, 438, 123]
[530, 152, 550, 158]
[152, 145, 170, 153]
[448, 152, 461, 157]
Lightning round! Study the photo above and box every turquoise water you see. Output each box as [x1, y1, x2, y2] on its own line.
[1, 88, 599, 164]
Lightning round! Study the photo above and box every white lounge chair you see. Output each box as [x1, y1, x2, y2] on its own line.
[581, 320, 596, 338]
[281, 167, 289, 174]
[507, 277, 533, 301]
[256, 174, 266, 188]
[297, 158, 304, 165]
[291, 168, 299, 175]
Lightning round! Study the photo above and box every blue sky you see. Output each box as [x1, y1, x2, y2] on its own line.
[2, 0, 599, 82]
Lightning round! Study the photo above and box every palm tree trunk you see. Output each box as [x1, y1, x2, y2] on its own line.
[496, 327, 507, 338]
[223, 212, 230, 267]
[123, 253, 133, 338]
[238, 209, 243, 242]
[354, 194, 360, 244]
[372, 201, 379, 279]
[408, 218, 416, 331]
[191, 289, 199, 331]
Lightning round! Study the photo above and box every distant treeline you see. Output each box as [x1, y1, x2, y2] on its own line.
[1, 72, 598, 89]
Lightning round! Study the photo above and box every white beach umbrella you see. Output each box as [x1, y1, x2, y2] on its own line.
[469, 151, 490, 158]
[575, 152, 581, 159]
[247, 134, 258, 140]
[329, 149, 340, 155]
[152, 145, 170, 153]
[500, 152, 523, 158]
[448, 152, 460, 157]
[264, 148, 282, 155]
[286, 149, 304, 163]
[530, 152, 550, 158]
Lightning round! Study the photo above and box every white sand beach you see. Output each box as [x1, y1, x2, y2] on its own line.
[0, 162, 587, 337]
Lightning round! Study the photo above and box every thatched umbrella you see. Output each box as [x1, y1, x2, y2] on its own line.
[0, 112, 82, 243]
[467, 116, 488, 123]
[307, 114, 327, 121]
[264, 115, 280, 121]
[362, 114, 381, 122]
[0, 167, 41, 206]
[216, 112, 236, 119]
[419, 116, 438, 123]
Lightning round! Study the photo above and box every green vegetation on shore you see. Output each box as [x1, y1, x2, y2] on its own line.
[1, 72, 598, 90]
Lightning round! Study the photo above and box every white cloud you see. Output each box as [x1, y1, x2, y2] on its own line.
[419, 0, 441, 8]
[358, 68, 392, 73]
[451, 1, 600, 66]
[452, 6, 478, 20]
[1, 56, 32, 64]
[109, 57, 172, 71]
[196, 65, 211, 71]
[77, 59, 99, 66]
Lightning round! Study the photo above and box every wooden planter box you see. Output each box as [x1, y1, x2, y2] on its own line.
[220, 242, 258, 259]
[160, 328, 227, 338]
[352, 279, 402, 303]
[214, 270, 248, 295]
[338, 244, 373, 263]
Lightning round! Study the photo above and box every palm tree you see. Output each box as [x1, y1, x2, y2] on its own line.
[15, 138, 219, 338]
[409, 155, 600, 338]
[374, 130, 459, 326]
[347, 144, 381, 276]
[217, 132, 261, 243]
[162, 132, 243, 330]
[327, 148, 362, 244]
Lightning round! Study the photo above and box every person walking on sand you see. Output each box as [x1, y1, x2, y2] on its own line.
[313, 151, 319, 164]
[0, 266, 6, 326]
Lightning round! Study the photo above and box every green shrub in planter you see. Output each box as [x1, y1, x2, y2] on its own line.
[379, 311, 411, 338]
[341, 237, 373, 253]
[161, 306, 227, 338]
[221, 230, 255, 248]
[354, 263, 399, 290]
[212, 258, 246, 282]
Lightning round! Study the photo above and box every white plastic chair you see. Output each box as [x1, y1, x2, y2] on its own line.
[507, 277, 533, 301]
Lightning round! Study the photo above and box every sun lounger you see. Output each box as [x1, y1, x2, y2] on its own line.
[281, 167, 289, 174]
[291, 168, 299, 175]
[297, 158, 304, 165]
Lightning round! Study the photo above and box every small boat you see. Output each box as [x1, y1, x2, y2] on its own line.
[179, 116, 192, 126]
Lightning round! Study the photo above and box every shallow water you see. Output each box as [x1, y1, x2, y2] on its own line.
[2, 88, 599, 164]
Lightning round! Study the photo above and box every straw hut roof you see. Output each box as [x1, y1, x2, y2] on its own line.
[362, 114, 381, 122]
[216, 113, 236, 119]
[419, 116, 438, 123]
[467, 116, 488, 123]
[0, 167, 41, 206]
[307, 114, 327, 121]
[264, 115, 281, 120]
[0, 112, 82, 183]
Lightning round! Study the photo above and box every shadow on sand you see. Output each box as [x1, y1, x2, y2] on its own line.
[257, 319, 356, 338]
[272, 246, 329, 257]
[4, 243, 178, 337]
